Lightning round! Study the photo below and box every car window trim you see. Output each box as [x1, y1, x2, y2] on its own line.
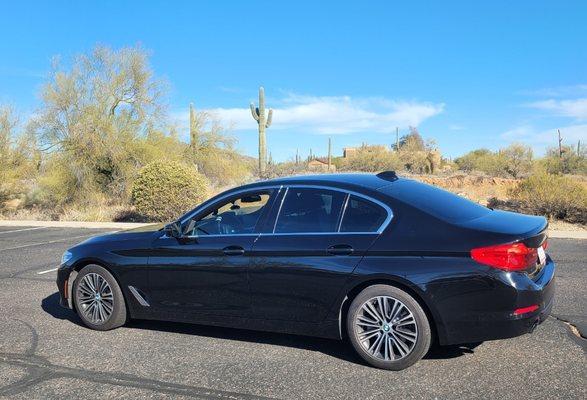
[337, 193, 351, 232]
[272, 186, 289, 234]
[168, 184, 393, 238]
[271, 184, 393, 235]
[176, 186, 281, 238]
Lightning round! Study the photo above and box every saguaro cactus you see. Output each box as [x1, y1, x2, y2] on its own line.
[328, 137, 332, 170]
[250, 87, 273, 174]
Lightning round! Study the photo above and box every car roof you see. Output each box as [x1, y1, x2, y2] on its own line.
[257, 172, 399, 191]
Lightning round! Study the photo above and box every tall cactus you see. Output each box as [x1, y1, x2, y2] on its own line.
[328, 137, 332, 170]
[250, 87, 273, 175]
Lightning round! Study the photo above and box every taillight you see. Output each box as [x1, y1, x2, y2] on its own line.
[471, 242, 538, 271]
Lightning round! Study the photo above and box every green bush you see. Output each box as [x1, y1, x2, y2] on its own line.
[455, 144, 533, 178]
[498, 172, 587, 224]
[339, 145, 403, 172]
[540, 145, 587, 175]
[131, 161, 209, 222]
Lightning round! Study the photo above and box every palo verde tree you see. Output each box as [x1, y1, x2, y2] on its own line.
[250, 86, 273, 175]
[0, 106, 40, 205]
[30, 45, 166, 200]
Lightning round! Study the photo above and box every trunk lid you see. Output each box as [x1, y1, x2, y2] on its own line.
[457, 209, 547, 244]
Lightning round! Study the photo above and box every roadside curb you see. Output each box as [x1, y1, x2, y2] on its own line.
[0, 220, 155, 230]
[548, 230, 587, 240]
[0, 220, 585, 238]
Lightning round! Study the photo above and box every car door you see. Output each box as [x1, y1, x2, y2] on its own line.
[147, 188, 278, 319]
[249, 186, 391, 323]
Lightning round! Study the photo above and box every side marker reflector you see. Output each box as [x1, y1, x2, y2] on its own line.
[513, 304, 539, 315]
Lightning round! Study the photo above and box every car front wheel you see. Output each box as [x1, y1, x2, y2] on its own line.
[73, 264, 127, 331]
[347, 284, 431, 370]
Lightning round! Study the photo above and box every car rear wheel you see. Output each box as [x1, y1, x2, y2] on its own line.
[347, 284, 431, 370]
[73, 264, 127, 331]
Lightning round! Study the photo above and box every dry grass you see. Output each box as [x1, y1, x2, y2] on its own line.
[405, 173, 518, 204]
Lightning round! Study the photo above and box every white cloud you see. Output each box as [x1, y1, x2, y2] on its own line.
[448, 124, 464, 131]
[192, 93, 444, 134]
[501, 124, 587, 152]
[517, 84, 587, 97]
[525, 98, 587, 120]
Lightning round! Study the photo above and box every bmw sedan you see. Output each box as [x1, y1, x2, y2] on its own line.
[56, 172, 555, 370]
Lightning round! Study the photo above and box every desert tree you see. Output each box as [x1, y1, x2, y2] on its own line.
[29, 45, 167, 198]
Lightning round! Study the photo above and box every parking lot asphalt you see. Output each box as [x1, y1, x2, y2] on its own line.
[0, 226, 585, 399]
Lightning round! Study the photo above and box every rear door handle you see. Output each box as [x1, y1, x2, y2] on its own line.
[327, 244, 354, 256]
[222, 246, 245, 256]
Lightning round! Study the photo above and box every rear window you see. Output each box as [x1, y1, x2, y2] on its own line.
[340, 195, 387, 232]
[380, 180, 490, 223]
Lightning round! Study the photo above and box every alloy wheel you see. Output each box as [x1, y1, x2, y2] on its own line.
[76, 272, 114, 325]
[354, 296, 418, 361]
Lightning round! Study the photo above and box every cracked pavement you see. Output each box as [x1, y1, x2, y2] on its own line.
[0, 226, 585, 399]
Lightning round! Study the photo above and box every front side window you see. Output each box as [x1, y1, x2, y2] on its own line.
[187, 192, 272, 235]
[340, 195, 387, 232]
[274, 188, 346, 233]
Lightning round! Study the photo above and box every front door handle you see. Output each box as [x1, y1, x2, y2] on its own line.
[327, 244, 354, 256]
[222, 246, 245, 256]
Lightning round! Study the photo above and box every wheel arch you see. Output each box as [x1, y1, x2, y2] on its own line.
[338, 276, 447, 345]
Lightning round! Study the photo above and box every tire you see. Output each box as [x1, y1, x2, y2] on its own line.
[73, 264, 127, 331]
[346, 284, 431, 370]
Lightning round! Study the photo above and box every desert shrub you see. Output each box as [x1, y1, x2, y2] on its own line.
[500, 144, 533, 178]
[490, 172, 587, 224]
[455, 144, 533, 178]
[193, 147, 254, 187]
[540, 145, 587, 175]
[32, 157, 79, 207]
[131, 161, 209, 222]
[265, 160, 309, 178]
[339, 145, 403, 172]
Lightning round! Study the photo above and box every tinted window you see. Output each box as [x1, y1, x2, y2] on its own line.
[275, 188, 346, 233]
[380, 180, 490, 223]
[340, 195, 387, 232]
[187, 192, 272, 235]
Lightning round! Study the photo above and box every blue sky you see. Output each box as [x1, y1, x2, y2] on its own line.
[1, 1, 586, 161]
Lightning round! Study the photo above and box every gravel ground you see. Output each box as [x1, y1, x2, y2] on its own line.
[0, 226, 585, 399]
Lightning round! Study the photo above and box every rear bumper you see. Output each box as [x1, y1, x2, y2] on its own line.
[441, 258, 555, 345]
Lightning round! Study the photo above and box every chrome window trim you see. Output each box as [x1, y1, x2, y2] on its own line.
[337, 193, 351, 232]
[161, 183, 393, 239]
[178, 185, 283, 225]
[272, 186, 289, 233]
[272, 184, 393, 235]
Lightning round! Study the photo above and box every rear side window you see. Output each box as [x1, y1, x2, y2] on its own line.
[275, 188, 346, 233]
[381, 180, 490, 223]
[340, 195, 387, 232]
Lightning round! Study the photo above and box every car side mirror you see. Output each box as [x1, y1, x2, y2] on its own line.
[163, 221, 183, 238]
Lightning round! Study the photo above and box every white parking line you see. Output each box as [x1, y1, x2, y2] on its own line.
[37, 267, 59, 275]
[0, 233, 110, 252]
[0, 227, 48, 235]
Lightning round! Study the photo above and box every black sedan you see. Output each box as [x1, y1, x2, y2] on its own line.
[56, 172, 555, 370]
